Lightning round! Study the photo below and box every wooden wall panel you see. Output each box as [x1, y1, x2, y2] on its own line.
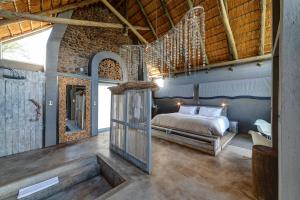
[0, 70, 45, 157]
[0, 79, 5, 157]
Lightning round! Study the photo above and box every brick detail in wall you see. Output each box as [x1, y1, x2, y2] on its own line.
[57, 4, 132, 76]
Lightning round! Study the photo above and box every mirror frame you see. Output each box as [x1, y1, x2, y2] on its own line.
[58, 76, 91, 143]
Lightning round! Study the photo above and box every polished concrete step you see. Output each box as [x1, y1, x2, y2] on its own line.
[0, 155, 125, 200]
[45, 176, 112, 200]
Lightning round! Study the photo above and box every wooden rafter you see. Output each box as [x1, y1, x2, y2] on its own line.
[217, 0, 238, 60]
[0, 9, 150, 31]
[6, 25, 13, 36]
[0, 0, 103, 26]
[186, 0, 209, 64]
[12, 0, 17, 11]
[1, 25, 51, 43]
[40, 0, 43, 12]
[259, 0, 266, 55]
[160, 0, 174, 28]
[30, 20, 33, 30]
[222, 0, 234, 60]
[116, 0, 126, 9]
[18, 23, 23, 33]
[123, 0, 128, 35]
[100, 0, 148, 44]
[27, 0, 31, 12]
[135, 0, 158, 39]
[223, 0, 228, 11]
[12, 0, 24, 35]
[186, 0, 193, 10]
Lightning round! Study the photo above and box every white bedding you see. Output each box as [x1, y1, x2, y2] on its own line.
[151, 112, 229, 136]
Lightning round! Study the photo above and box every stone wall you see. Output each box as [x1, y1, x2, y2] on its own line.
[57, 4, 132, 74]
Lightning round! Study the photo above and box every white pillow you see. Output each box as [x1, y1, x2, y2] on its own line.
[198, 106, 222, 117]
[178, 106, 197, 115]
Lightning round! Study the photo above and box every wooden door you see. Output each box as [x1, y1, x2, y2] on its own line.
[0, 71, 44, 157]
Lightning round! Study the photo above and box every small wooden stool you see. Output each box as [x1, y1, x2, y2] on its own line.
[252, 145, 278, 200]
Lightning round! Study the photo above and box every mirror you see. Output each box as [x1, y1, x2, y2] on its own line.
[65, 85, 86, 134]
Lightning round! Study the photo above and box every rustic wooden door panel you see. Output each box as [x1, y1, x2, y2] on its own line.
[0, 79, 6, 157]
[0, 70, 44, 157]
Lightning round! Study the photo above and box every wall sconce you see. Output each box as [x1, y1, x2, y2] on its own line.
[176, 102, 181, 111]
[154, 77, 164, 88]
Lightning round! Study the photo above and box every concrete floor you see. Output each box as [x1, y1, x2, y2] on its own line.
[229, 133, 253, 150]
[0, 133, 255, 200]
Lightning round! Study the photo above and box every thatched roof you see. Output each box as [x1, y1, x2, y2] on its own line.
[125, 0, 272, 60]
[0, 0, 272, 74]
[0, 0, 54, 42]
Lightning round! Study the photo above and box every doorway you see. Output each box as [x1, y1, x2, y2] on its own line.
[98, 83, 116, 133]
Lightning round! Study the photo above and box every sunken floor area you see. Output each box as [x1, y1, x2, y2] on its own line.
[0, 133, 254, 200]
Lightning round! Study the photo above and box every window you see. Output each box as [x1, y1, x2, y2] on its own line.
[1, 29, 52, 65]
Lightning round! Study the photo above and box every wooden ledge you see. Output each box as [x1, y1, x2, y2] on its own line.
[108, 81, 158, 94]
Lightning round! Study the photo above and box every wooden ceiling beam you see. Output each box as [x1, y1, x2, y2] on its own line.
[40, 0, 44, 12]
[259, 0, 266, 55]
[217, 0, 238, 60]
[50, 0, 53, 10]
[135, 0, 158, 39]
[0, 0, 103, 26]
[186, 0, 193, 10]
[160, 0, 174, 28]
[1, 25, 52, 43]
[0, 9, 150, 31]
[222, 0, 234, 60]
[186, 0, 209, 64]
[115, 0, 126, 9]
[100, 0, 148, 44]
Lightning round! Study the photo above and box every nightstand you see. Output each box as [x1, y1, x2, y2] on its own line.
[229, 121, 238, 134]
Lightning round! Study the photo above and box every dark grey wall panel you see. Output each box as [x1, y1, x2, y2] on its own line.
[45, 11, 73, 147]
[199, 98, 270, 133]
[153, 61, 272, 134]
[154, 98, 271, 134]
[163, 60, 272, 86]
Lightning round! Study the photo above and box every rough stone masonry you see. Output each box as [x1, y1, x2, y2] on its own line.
[57, 3, 133, 75]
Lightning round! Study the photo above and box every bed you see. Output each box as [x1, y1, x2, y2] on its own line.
[151, 106, 236, 155]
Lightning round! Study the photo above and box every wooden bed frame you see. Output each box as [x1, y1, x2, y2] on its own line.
[151, 125, 236, 156]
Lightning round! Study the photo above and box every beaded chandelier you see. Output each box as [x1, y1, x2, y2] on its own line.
[120, 6, 206, 79]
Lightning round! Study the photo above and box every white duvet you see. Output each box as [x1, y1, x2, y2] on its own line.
[151, 112, 229, 136]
